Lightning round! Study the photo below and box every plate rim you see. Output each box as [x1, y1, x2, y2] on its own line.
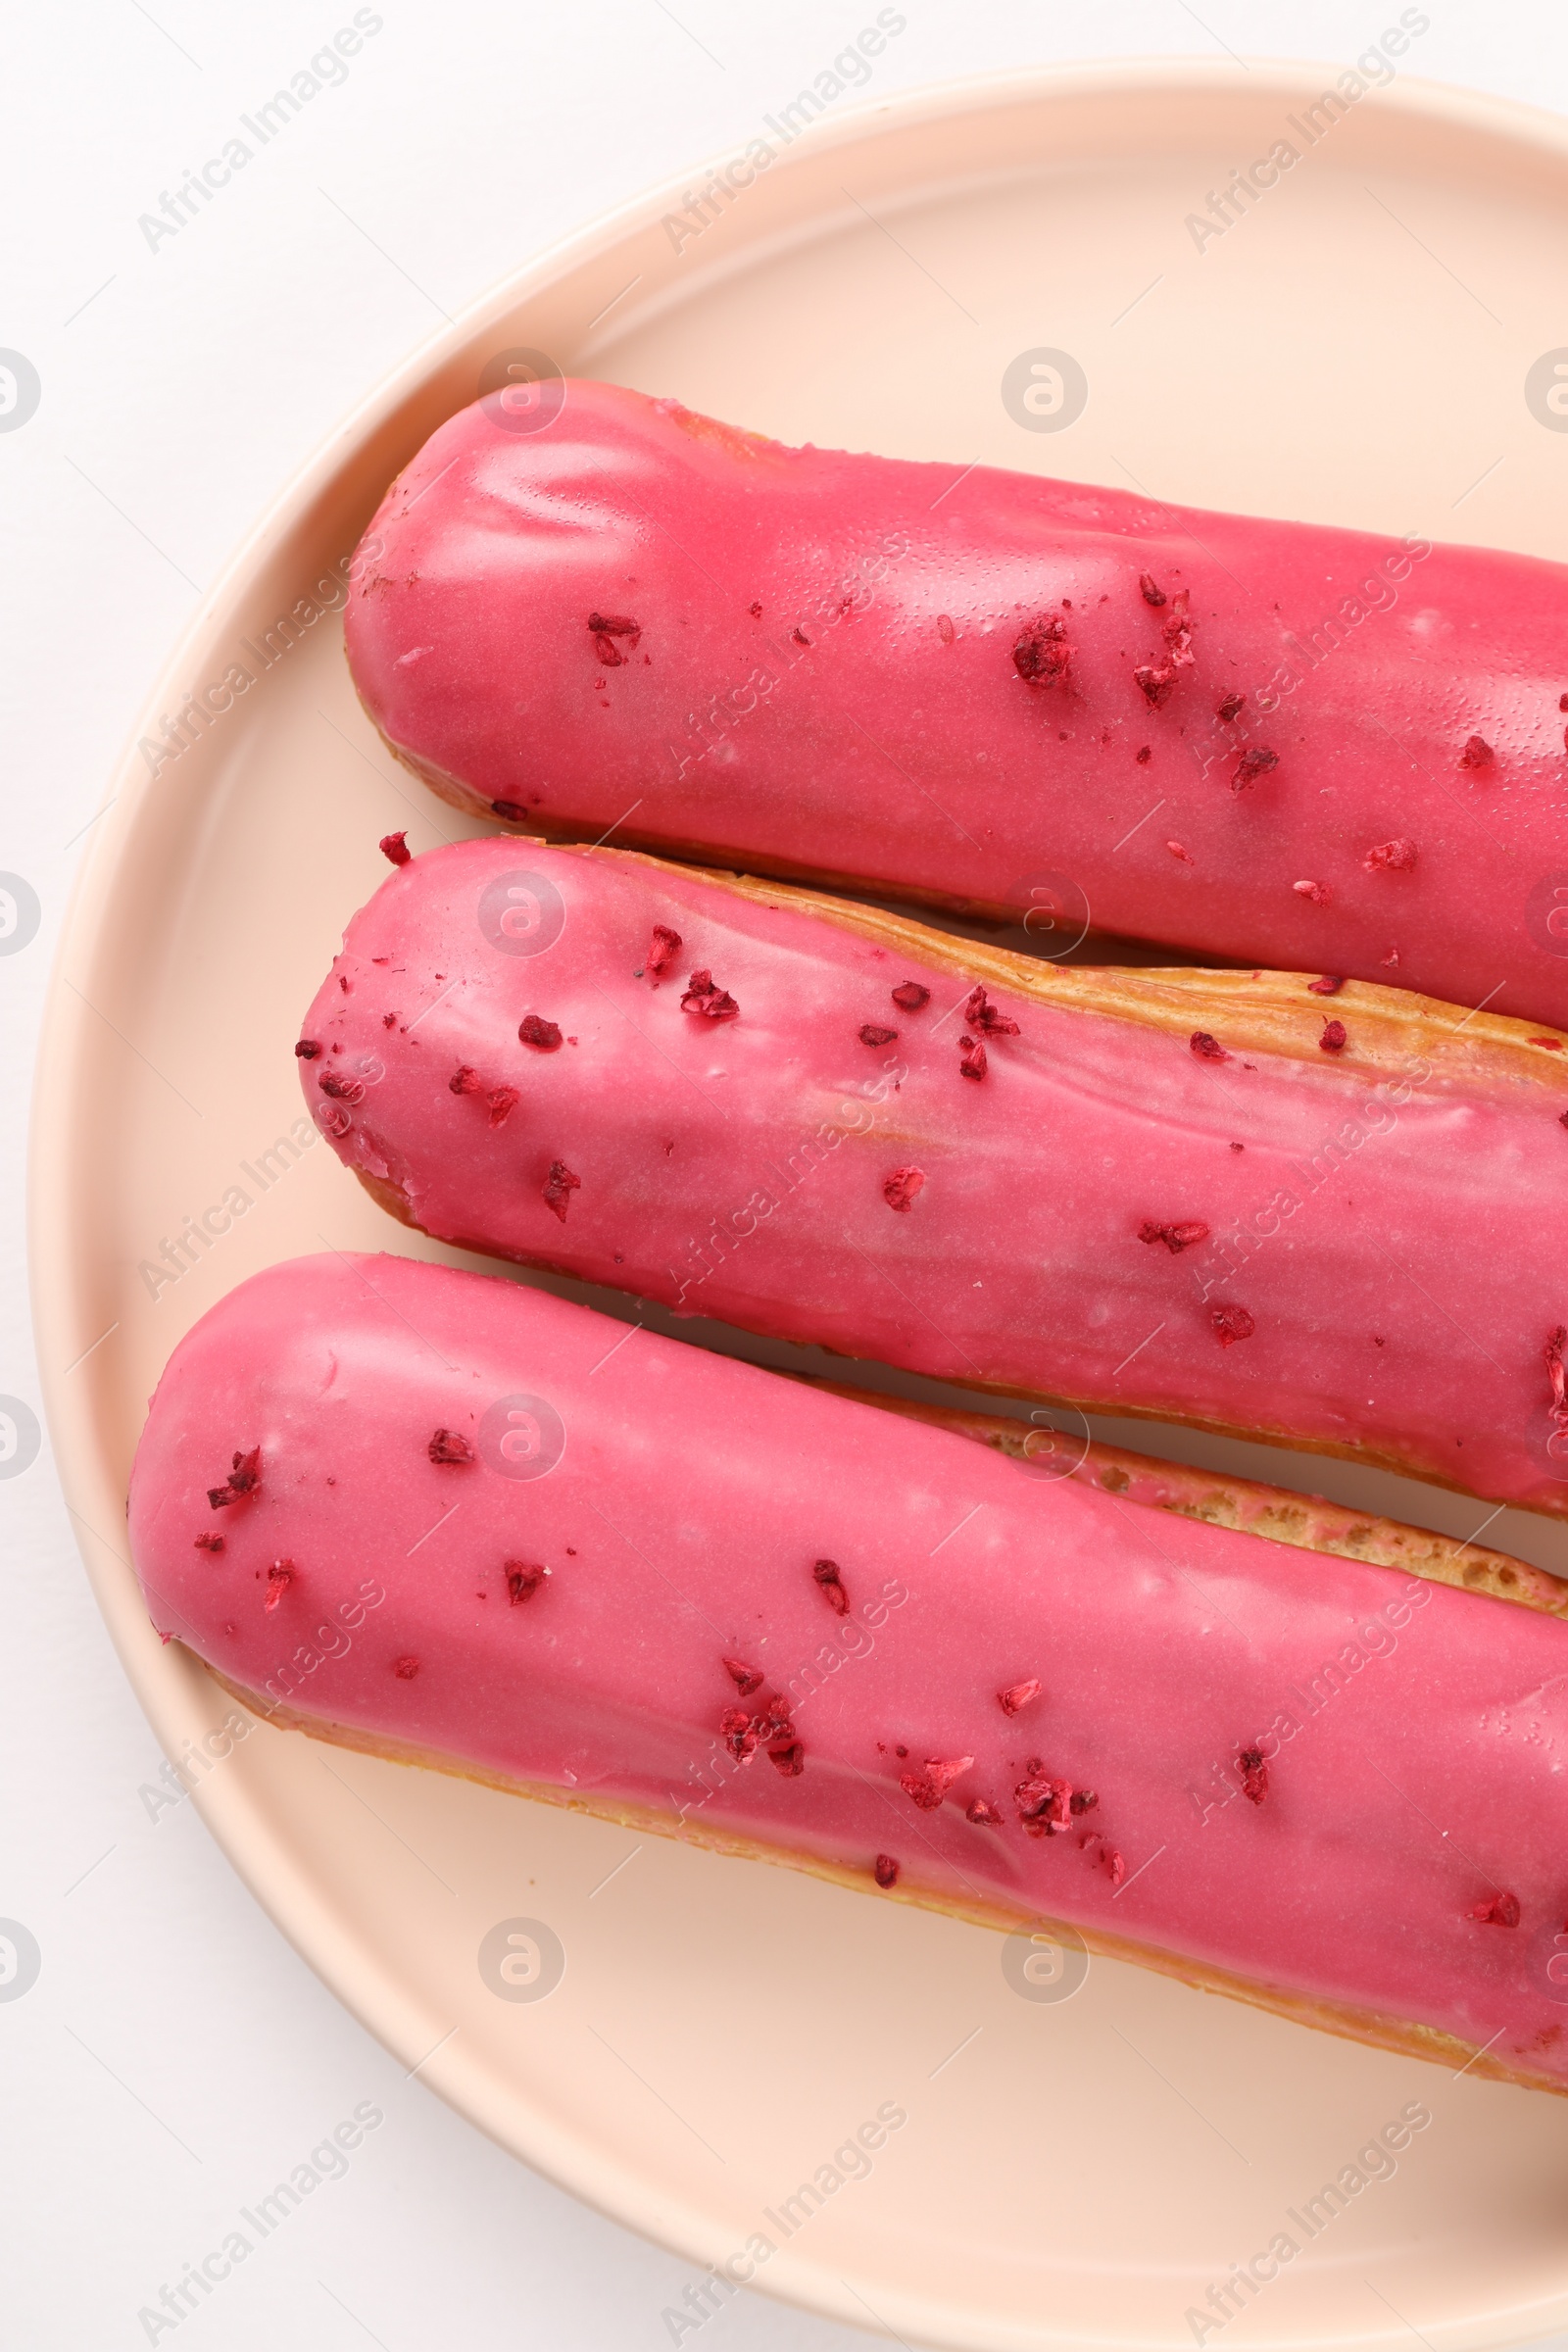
[30, 56, 1568, 2352]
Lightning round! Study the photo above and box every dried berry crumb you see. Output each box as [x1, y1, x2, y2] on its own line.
[1166, 840, 1192, 862]
[428, 1428, 475, 1465]
[492, 799, 528, 820]
[901, 1756, 972, 1809]
[793, 626, 810, 647]
[486, 1086, 518, 1127]
[1460, 733, 1494, 770]
[228, 1448, 261, 1494]
[874, 1854, 900, 1887]
[680, 969, 740, 1020]
[264, 1559, 295, 1611]
[543, 1159, 581, 1222]
[768, 1740, 805, 1777]
[723, 1656, 763, 1695]
[1069, 1788, 1099, 1816]
[892, 981, 930, 1011]
[1211, 1302, 1256, 1347]
[1307, 974, 1344, 996]
[1294, 879, 1332, 906]
[1014, 1763, 1072, 1837]
[757, 1696, 794, 1744]
[812, 1558, 849, 1614]
[1190, 1031, 1229, 1062]
[1216, 692, 1245, 721]
[958, 1035, 987, 1081]
[393, 1654, 419, 1679]
[1139, 572, 1167, 607]
[519, 1014, 563, 1052]
[999, 1678, 1042, 1715]
[1134, 663, 1176, 708]
[450, 1064, 481, 1095]
[883, 1165, 925, 1211]
[1364, 838, 1417, 872]
[1469, 1891, 1520, 1927]
[379, 831, 411, 866]
[749, 601, 762, 617]
[506, 1563, 545, 1604]
[859, 1023, 898, 1048]
[965, 987, 1019, 1038]
[1233, 746, 1279, 790]
[1238, 1745, 1269, 1804]
[1546, 1325, 1568, 1424]
[1139, 1218, 1210, 1253]
[194, 1532, 224, 1553]
[295, 1039, 321, 1060]
[1105, 1848, 1126, 1887]
[1136, 745, 1152, 764]
[647, 924, 682, 982]
[966, 1798, 1004, 1826]
[720, 1706, 758, 1761]
[207, 1447, 262, 1509]
[589, 612, 642, 665]
[318, 1071, 366, 1103]
[1319, 1019, 1348, 1054]
[1014, 616, 1071, 687]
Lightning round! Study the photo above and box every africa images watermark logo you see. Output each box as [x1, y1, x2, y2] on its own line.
[1000, 349, 1089, 434]
[476, 1918, 565, 2002]
[136, 2101, 385, 2340]
[0, 872, 41, 953]
[1001, 1918, 1091, 2003]
[1183, 2100, 1433, 2343]
[1525, 351, 1568, 430]
[136, 1115, 326, 1301]
[476, 868, 566, 956]
[660, 2100, 908, 2342]
[0, 1921, 41, 2003]
[476, 1394, 566, 1481]
[0, 352, 40, 432]
[135, 12, 386, 253]
[658, 11, 907, 256]
[0, 1396, 42, 1481]
[135, 534, 383, 783]
[1183, 13, 1431, 253]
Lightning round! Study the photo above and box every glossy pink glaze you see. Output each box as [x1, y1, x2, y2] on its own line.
[344, 380, 1568, 1024]
[300, 839, 1568, 1515]
[128, 1253, 1568, 2083]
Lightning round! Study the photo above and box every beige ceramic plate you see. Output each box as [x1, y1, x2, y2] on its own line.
[33, 60, 1568, 2352]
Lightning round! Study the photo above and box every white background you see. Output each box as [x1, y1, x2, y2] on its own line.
[6, 6, 1568, 2347]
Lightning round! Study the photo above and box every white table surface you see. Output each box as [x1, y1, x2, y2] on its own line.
[6, 6, 1568, 2345]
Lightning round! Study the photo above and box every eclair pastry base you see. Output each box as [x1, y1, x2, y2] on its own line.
[198, 1663, 1557, 2098]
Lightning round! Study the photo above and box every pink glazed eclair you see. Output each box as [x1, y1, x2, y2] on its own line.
[298, 838, 1568, 1518]
[344, 379, 1568, 1026]
[127, 1252, 1568, 2094]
